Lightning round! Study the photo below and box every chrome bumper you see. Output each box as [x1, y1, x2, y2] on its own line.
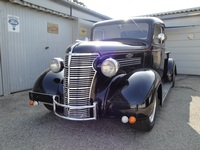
[52, 95, 97, 121]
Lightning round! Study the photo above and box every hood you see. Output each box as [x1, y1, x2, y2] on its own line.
[69, 41, 146, 54]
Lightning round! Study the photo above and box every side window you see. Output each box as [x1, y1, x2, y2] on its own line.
[153, 26, 165, 44]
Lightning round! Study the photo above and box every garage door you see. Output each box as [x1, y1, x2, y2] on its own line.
[165, 26, 200, 75]
[4, 5, 73, 93]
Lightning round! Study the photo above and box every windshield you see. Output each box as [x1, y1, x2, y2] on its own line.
[93, 22, 149, 41]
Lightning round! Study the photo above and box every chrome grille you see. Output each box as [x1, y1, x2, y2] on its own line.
[64, 53, 99, 119]
[116, 57, 141, 67]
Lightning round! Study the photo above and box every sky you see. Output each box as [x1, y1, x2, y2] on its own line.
[79, 0, 200, 19]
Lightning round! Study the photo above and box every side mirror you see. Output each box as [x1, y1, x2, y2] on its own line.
[158, 33, 167, 41]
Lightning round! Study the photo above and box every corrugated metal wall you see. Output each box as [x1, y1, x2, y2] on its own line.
[0, 0, 110, 95]
[164, 16, 200, 75]
[0, 10, 3, 95]
[0, 1, 76, 94]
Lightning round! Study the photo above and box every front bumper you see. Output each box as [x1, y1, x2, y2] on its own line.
[29, 92, 56, 104]
[29, 92, 97, 121]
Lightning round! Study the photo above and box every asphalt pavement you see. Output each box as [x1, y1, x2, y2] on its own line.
[0, 75, 200, 150]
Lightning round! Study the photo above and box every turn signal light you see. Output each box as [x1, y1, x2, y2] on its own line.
[128, 116, 136, 124]
[29, 100, 34, 106]
[29, 100, 39, 106]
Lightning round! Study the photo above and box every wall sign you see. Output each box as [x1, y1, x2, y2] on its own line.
[80, 27, 87, 36]
[7, 15, 20, 32]
[47, 23, 58, 34]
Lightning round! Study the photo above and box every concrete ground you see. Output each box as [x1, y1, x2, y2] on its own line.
[0, 75, 200, 150]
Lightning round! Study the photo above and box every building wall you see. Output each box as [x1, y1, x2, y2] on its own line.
[0, 1, 76, 95]
[162, 15, 200, 75]
[18, 0, 108, 22]
[0, 0, 108, 95]
[78, 19, 94, 40]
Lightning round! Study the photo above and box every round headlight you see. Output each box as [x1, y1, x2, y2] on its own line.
[50, 58, 64, 73]
[101, 58, 119, 77]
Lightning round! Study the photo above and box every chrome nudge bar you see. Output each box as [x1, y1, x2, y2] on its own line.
[53, 96, 97, 121]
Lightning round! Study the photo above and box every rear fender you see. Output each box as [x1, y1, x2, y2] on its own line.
[166, 58, 176, 78]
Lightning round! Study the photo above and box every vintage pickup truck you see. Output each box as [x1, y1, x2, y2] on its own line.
[29, 17, 176, 131]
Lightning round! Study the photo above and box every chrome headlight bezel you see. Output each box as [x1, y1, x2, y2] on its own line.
[101, 58, 119, 77]
[50, 57, 64, 73]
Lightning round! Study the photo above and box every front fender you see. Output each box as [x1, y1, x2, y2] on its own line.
[33, 69, 64, 97]
[120, 69, 160, 106]
[105, 69, 161, 118]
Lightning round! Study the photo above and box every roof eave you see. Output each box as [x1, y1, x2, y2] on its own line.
[141, 6, 200, 20]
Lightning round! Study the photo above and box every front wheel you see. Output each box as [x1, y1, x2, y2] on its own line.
[44, 104, 53, 111]
[131, 93, 158, 132]
[44, 104, 63, 112]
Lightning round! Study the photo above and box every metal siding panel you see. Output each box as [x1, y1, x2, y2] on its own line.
[12, 0, 110, 20]
[165, 18, 200, 75]
[0, 1, 12, 95]
[166, 27, 200, 35]
[164, 15, 200, 25]
[167, 32, 200, 41]
[77, 19, 93, 40]
[171, 54, 200, 61]
[0, 6, 4, 95]
[23, 0, 71, 15]
[1, 2, 73, 93]
[167, 47, 200, 54]
[177, 67, 200, 75]
[166, 40, 200, 47]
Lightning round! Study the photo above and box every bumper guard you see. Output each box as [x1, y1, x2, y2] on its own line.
[52, 96, 97, 121]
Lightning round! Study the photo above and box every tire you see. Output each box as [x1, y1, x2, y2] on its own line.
[44, 104, 63, 113]
[44, 104, 53, 111]
[172, 68, 176, 87]
[131, 92, 158, 132]
[168, 68, 176, 88]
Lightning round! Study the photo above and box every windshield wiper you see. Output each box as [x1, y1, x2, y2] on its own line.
[131, 19, 144, 33]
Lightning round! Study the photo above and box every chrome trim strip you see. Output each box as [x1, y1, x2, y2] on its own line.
[69, 87, 90, 90]
[116, 57, 142, 67]
[67, 52, 72, 109]
[69, 97, 90, 100]
[68, 66, 93, 68]
[69, 77, 94, 79]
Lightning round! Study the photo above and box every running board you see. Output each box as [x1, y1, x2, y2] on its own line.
[162, 81, 173, 106]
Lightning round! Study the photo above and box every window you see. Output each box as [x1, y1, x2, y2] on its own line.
[93, 22, 149, 41]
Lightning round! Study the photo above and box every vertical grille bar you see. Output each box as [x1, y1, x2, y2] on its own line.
[64, 53, 99, 119]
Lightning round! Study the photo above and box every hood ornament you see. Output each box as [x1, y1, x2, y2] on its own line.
[126, 53, 134, 59]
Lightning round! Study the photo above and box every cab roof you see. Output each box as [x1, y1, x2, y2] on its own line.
[93, 17, 164, 27]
